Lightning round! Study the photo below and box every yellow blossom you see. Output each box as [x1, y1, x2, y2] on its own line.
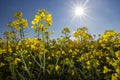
[0, 49, 3, 54]
[31, 45, 36, 50]
[47, 56, 51, 60]
[71, 70, 75, 75]
[115, 51, 120, 60]
[115, 68, 120, 73]
[46, 14, 52, 21]
[31, 26, 36, 29]
[31, 21, 36, 25]
[46, 21, 52, 26]
[111, 73, 119, 80]
[35, 15, 41, 20]
[34, 19, 38, 23]
[99, 40, 102, 43]
[62, 27, 70, 33]
[73, 51, 77, 55]
[106, 57, 111, 62]
[29, 61, 32, 65]
[38, 23, 43, 27]
[14, 58, 21, 64]
[86, 60, 90, 65]
[62, 51, 65, 54]
[0, 62, 5, 67]
[103, 66, 110, 74]
[40, 12, 45, 19]
[86, 66, 91, 70]
[55, 65, 60, 71]
[8, 48, 12, 53]
[14, 12, 22, 19]
[69, 49, 72, 53]
[15, 58, 21, 62]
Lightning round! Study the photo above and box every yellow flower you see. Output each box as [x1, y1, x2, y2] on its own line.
[115, 51, 120, 60]
[106, 57, 111, 62]
[86, 60, 90, 65]
[112, 63, 117, 68]
[8, 48, 12, 53]
[115, 68, 120, 73]
[31, 21, 36, 25]
[38, 23, 43, 27]
[107, 47, 110, 50]
[24, 21, 28, 28]
[111, 76, 118, 80]
[62, 27, 70, 33]
[0, 62, 5, 67]
[102, 35, 107, 39]
[0, 49, 3, 54]
[38, 24, 43, 30]
[73, 51, 77, 55]
[47, 56, 51, 60]
[86, 66, 91, 70]
[46, 21, 52, 26]
[40, 12, 45, 19]
[103, 38, 108, 42]
[14, 12, 22, 19]
[34, 19, 39, 24]
[74, 31, 79, 37]
[20, 18, 28, 28]
[91, 45, 94, 48]
[95, 60, 100, 66]
[46, 14, 52, 21]
[31, 26, 36, 29]
[71, 70, 75, 75]
[101, 44, 105, 47]
[35, 15, 41, 20]
[69, 49, 72, 53]
[99, 40, 102, 43]
[51, 52, 55, 57]
[31, 45, 36, 50]
[29, 61, 32, 65]
[55, 65, 60, 71]
[111, 73, 119, 80]
[15, 58, 21, 62]
[62, 51, 65, 54]
[103, 66, 110, 74]
[14, 58, 21, 64]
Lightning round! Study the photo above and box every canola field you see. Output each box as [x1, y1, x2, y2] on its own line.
[0, 10, 120, 80]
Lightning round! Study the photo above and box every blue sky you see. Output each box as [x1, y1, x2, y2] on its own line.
[0, 0, 120, 39]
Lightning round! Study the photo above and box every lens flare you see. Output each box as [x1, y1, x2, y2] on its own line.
[74, 6, 85, 17]
[70, 0, 90, 21]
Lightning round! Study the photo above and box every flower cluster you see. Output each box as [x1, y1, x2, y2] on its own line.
[31, 10, 52, 39]
[7, 12, 28, 29]
[6, 12, 28, 40]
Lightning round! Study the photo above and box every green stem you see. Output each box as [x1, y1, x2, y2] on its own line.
[30, 52, 43, 68]
[20, 51, 31, 78]
[42, 28, 46, 74]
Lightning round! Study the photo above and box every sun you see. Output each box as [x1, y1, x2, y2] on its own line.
[74, 6, 85, 17]
[70, 0, 89, 20]
[70, 4, 88, 20]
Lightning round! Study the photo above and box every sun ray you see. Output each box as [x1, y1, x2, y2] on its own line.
[74, 6, 85, 17]
[69, 0, 90, 21]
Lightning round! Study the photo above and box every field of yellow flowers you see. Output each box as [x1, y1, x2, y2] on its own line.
[0, 9, 120, 80]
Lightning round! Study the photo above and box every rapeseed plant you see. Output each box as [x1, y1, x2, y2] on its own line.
[0, 9, 120, 80]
